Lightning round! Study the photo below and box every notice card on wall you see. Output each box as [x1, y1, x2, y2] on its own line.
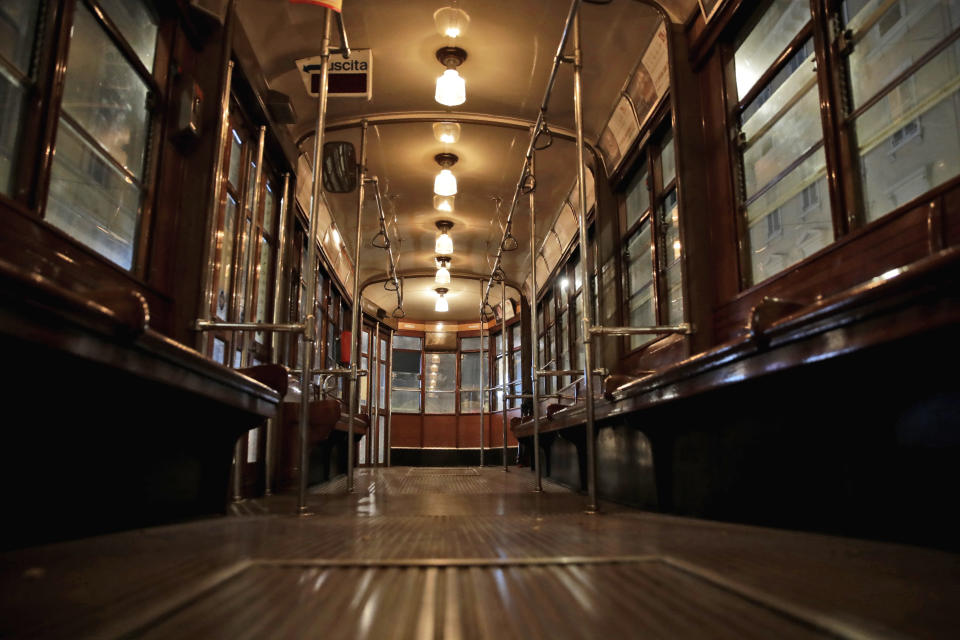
[642, 22, 669, 100]
[599, 95, 640, 170]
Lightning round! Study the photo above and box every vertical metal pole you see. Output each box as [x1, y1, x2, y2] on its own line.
[265, 172, 291, 496]
[479, 281, 485, 467]
[372, 320, 381, 467]
[529, 152, 542, 492]
[347, 120, 369, 493]
[200, 60, 235, 355]
[297, 8, 333, 515]
[573, 12, 598, 513]
[501, 279, 509, 472]
[240, 125, 266, 367]
[386, 328, 394, 467]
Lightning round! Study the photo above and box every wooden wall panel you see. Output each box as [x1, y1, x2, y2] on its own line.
[945, 184, 960, 248]
[457, 414, 482, 448]
[390, 414, 422, 448]
[422, 415, 457, 448]
[489, 410, 520, 447]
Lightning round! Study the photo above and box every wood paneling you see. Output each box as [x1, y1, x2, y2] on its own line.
[390, 413, 422, 448]
[945, 184, 960, 248]
[457, 414, 482, 448]
[422, 415, 457, 448]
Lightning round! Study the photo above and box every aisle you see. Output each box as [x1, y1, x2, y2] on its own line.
[1, 467, 957, 638]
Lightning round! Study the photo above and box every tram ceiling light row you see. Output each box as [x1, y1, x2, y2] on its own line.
[435, 287, 449, 312]
[434, 195, 454, 212]
[435, 46, 467, 107]
[433, 121, 461, 144]
[434, 6, 470, 38]
[435, 256, 451, 284]
[435, 219, 454, 255]
[433, 153, 458, 196]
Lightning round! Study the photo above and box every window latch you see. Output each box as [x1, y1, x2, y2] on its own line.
[837, 29, 855, 56]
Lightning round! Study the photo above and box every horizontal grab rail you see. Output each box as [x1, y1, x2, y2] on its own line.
[536, 368, 607, 377]
[194, 320, 306, 333]
[589, 324, 692, 336]
[289, 368, 368, 377]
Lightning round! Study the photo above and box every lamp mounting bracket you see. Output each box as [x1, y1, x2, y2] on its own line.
[434, 153, 458, 168]
[436, 46, 467, 69]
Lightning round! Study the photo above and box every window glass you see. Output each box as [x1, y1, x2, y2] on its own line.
[659, 190, 684, 324]
[659, 131, 676, 187]
[0, 0, 40, 196]
[461, 336, 482, 350]
[392, 390, 420, 413]
[359, 355, 368, 406]
[393, 335, 422, 350]
[843, 0, 960, 222]
[58, 6, 151, 180]
[229, 130, 243, 187]
[265, 181, 278, 234]
[96, 0, 158, 70]
[255, 236, 270, 343]
[624, 163, 650, 230]
[734, 2, 832, 286]
[460, 351, 482, 412]
[425, 352, 455, 413]
[734, 0, 812, 99]
[626, 222, 656, 350]
[45, 3, 158, 269]
[392, 349, 421, 389]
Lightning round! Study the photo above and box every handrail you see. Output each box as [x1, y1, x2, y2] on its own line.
[479, 0, 582, 314]
[589, 324, 692, 336]
[364, 176, 403, 315]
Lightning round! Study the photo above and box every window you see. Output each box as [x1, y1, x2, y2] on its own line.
[45, 0, 159, 270]
[391, 335, 422, 413]
[620, 124, 684, 350]
[732, 0, 833, 287]
[460, 345, 484, 413]
[728, 0, 960, 284]
[424, 352, 455, 413]
[0, 1, 42, 196]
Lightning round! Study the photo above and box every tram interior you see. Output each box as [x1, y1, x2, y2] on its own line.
[1, 0, 959, 637]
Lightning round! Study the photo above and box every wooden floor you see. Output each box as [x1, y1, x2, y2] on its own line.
[1, 467, 958, 638]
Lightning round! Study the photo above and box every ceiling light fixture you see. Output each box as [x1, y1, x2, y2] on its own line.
[435, 220, 454, 255]
[433, 6, 470, 38]
[435, 256, 451, 284]
[435, 47, 467, 107]
[434, 195, 454, 212]
[433, 121, 461, 144]
[435, 287, 449, 312]
[433, 153, 458, 196]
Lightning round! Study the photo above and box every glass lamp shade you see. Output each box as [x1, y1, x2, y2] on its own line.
[435, 69, 466, 107]
[435, 295, 449, 312]
[435, 265, 451, 284]
[434, 7, 470, 38]
[435, 231, 453, 255]
[434, 169, 457, 196]
[434, 195, 454, 212]
[433, 122, 461, 144]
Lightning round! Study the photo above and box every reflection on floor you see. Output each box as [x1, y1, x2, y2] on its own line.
[1, 467, 958, 638]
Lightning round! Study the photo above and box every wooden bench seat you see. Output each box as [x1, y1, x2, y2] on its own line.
[0, 258, 282, 549]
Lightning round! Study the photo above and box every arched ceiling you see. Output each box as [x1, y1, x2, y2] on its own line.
[236, 0, 694, 320]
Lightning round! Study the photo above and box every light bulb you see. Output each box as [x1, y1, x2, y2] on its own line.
[435, 69, 466, 107]
[434, 7, 470, 39]
[435, 265, 451, 284]
[434, 195, 454, 212]
[434, 168, 457, 196]
[433, 122, 461, 144]
[435, 295, 449, 312]
[435, 231, 453, 255]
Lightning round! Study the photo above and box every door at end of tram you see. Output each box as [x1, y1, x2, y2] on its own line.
[358, 324, 390, 466]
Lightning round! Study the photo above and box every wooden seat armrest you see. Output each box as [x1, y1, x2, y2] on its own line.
[237, 364, 289, 397]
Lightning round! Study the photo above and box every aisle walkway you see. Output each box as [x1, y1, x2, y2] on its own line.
[1, 467, 958, 638]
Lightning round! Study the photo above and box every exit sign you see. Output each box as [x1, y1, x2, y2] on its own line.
[297, 49, 372, 100]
